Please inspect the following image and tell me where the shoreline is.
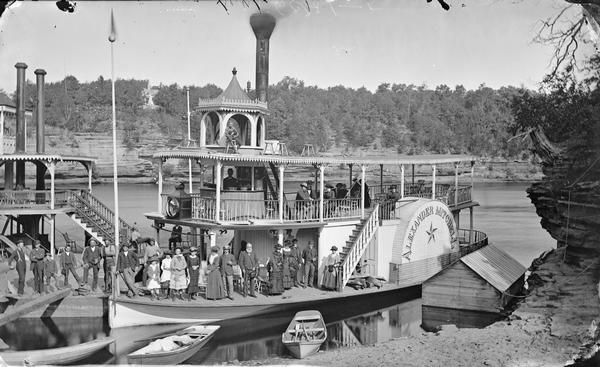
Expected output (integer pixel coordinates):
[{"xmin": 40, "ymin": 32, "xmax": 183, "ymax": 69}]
[{"xmin": 247, "ymin": 246, "xmax": 600, "ymax": 367}]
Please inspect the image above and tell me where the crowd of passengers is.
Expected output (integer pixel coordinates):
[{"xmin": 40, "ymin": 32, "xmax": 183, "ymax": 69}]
[{"xmin": 6, "ymin": 227, "xmax": 345, "ymax": 301}]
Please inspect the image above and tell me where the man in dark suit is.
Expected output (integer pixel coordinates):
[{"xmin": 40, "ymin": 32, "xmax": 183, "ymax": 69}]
[
  {"xmin": 238, "ymin": 242, "xmax": 259, "ymax": 297},
  {"xmin": 302, "ymin": 240, "xmax": 318, "ymax": 288},
  {"xmin": 8, "ymin": 240, "xmax": 27, "ymax": 296},
  {"xmin": 30, "ymin": 240, "xmax": 46, "ymax": 294},
  {"xmin": 219, "ymin": 245, "xmax": 236, "ymax": 300},
  {"xmin": 59, "ymin": 244, "xmax": 82, "ymax": 288},
  {"xmin": 82, "ymin": 239, "xmax": 103, "ymax": 291},
  {"xmin": 117, "ymin": 243, "xmax": 139, "ymax": 297}
]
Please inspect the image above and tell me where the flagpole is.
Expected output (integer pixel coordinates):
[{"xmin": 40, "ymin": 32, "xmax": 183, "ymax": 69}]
[
  {"xmin": 186, "ymin": 87, "xmax": 192, "ymax": 193},
  {"xmin": 109, "ymin": 10, "xmax": 120, "ymax": 300}
]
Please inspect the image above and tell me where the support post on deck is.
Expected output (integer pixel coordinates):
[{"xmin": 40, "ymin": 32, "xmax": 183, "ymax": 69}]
[
  {"xmin": 278, "ymin": 165, "xmax": 285, "ymax": 223},
  {"xmin": 454, "ymin": 163, "xmax": 459, "ymax": 206},
  {"xmin": 216, "ymin": 161, "xmax": 222, "ymax": 221},
  {"xmin": 157, "ymin": 159, "xmax": 163, "ymax": 213},
  {"xmin": 319, "ymin": 165, "xmax": 324, "ymax": 222},
  {"xmin": 209, "ymin": 230, "xmax": 216, "ymax": 248},
  {"xmin": 49, "ymin": 161, "xmax": 55, "ymax": 210},
  {"xmin": 400, "ymin": 164, "xmax": 405, "ymax": 198},
  {"xmin": 379, "ymin": 164, "xmax": 383, "ymax": 195},
  {"xmin": 188, "ymin": 159, "xmax": 193, "ymax": 194},
  {"xmin": 431, "ymin": 164, "xmax": 436, "ymax": 200},
  {"xmin": 349, "ymin": 164, "xmax": 353, "ymax": 187},
  {"xmin": 50, "ymin": 214, "xmax": 55, "ymax": 258},
  {"xmin": 0, "ymin": 106, "xmax": 4, "ymax": 155},
  {"xmin": 85, "ymin": 163, "xmax": 92, "ymax": 193},
  {"xmin": 278, "ymin": 229, "xmax": 284, "ymax": 245},
  {"xmin": 412, "ymin": 164, "xmax": 415, "ymax": 185},
  {"xmin": 470, "ymin": 160, "xmax": 475, "ymax": 191},
  {"xmin": 469, "ymin": 207, "xmax": 474, "ymax": 244},
  {"xmin": 191, "ymin": 227, "xmax": 198, "ymax": 248},
  {"xmin": 361, "ymin": 165, "xmax": 366, "ymax": 219},
  {"xmin": 251, "ymin": 167, "xmax": 255, "ymax": 190}
]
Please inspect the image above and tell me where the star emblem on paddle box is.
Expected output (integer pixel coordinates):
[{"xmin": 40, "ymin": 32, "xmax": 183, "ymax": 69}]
[{"xmin": 426, "ymin": 223, "xmax": 437, "ymax": 245}]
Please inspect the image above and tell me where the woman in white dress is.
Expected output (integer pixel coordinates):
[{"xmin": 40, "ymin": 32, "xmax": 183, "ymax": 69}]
[{"xmin": 146, "ymin": 258, "xmax": 161, "ymax": 300}]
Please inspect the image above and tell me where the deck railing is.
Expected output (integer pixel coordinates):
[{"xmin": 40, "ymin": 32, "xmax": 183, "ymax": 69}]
[
  {"xmin": 338, "ymin": 203, "xmax": 379, "ymax": 291},
  {"xmin": 0, "ymin": 190, "xmax": 70, "ymax": 209}
]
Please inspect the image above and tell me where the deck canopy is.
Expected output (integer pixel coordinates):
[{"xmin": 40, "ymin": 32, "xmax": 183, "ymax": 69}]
[{"xmin": 153, "ymin": 150, "xmax": 477, "ymax": 166}]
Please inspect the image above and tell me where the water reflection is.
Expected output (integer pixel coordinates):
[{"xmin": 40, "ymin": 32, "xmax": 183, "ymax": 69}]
[{"xmin": 0, "ymin": 288, "xmax": 501, "ymax": 365}]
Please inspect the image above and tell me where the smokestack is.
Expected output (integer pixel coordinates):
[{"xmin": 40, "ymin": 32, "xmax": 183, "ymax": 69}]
[
  {"xmin": 15, "ymin": 62, "xmax": 27, "ymax": 153},
  {"xmin": 35, "ymin": 69, "xmax": 46, "ymax": 154},
  {"xmin": 15, "ymin": 62, "xmax": 27, "ymax": 189},
  {"xmin": 250, "ymin": 13, "xmax": 276, "ymax": 103}
]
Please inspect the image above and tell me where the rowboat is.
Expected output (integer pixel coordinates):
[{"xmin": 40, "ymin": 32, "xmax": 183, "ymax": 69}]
[
  {"xmin": 0, "ymin": 337, "xmax": 115, "ymax": 366},
  {"xmin": 127, "ymin": 324, "xmax": 220, "ymax": 365},
  {"xmin": 282, "ymin": 310, "xmax": 327, "ymax": 359}
]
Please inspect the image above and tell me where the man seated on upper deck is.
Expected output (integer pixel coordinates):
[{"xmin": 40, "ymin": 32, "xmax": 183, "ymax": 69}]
[{"xmin": 223, "ymin": 168, "xmax": 240, "ymax": 190}]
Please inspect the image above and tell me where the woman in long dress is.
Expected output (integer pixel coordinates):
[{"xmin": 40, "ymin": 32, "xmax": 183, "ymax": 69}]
[
  {"xmin": 267, "ymin": 244, "xmax": 285, "ymax": 295},
  {"xmin": 186, "ymin": 247, "xmax": 201, "ymax": 300},
  {"xmin": 170, "ymin": 247, "xmax": 188, "ymax": 301},
  {"xmin": 322, "ymin": 246, "xmax": 340, "ymax": 290},
  {"xmin": 206, "ymin": 246, "xmax": 226, "ymax": 300},
  {"xmin": 282, "ymin": 245, "xmax": 293, "ymax": 290},
  {"xmin": 160, "ymin": 252, "xmax": 172, "ymax": 299}
]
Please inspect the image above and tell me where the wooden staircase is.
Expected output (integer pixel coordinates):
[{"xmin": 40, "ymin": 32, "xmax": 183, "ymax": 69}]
[
  {"xmin": 337, "ymin": 203, "xmax": 380, "ymax": 291},
  {"xmin": 65, "ymin": 190, "xmax": 133, "ymax": 247}
]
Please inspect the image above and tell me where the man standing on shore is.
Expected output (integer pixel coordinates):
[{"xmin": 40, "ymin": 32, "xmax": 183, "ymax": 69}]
[
  {"xmin": 238, "ymin": 243, "xmax": 258, "ymax": 297},
  {"xmin": 302, "ymin": 240, "xmax": 318, "ymax": 288},
  {"xmin": 8, "ymin": 240, "xmax": 27, "ymax": 296},
  {"xmin": 60, "ymin": 244, "xmax": 82, "ymax": 288},
  {"xmin": 30, "ymin": 240, "xmax": 45, "ymax": 294}
]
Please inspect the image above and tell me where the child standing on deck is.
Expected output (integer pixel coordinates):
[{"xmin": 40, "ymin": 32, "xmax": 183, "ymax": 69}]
[
  {"xmin": 146, "ymin": 257, "xmax": 161, "ymax": 300},
  {"xmin": 43, "ymin": 252, "xmax": 58, "ymax": 293}
]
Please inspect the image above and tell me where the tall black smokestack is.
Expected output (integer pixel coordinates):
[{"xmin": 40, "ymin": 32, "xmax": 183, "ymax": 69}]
[
  {"xmin": 15, "ymin": 63, "xmax": 27, "ymax": 154},
  {"xmin": 15, "ymin": 62, "xmax": 27, "ymax": 189},
  {"xmin": 35, "ymin": 69, "xmax": 46, "ymax": 154},
  {"xmin": 250, "ymin": 13, "xmax": 276, "ymax": 103}
]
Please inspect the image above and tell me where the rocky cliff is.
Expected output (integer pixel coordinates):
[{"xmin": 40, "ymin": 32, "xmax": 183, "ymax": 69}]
[{"xmin": 526, "ymin": 129, "xmax": 600, "ymax": 249}]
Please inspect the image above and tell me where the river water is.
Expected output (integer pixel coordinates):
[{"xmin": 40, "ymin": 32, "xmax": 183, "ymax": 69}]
[{"xmin": 0, "ymin": 182, "xmax": 555, "ymax": 364}]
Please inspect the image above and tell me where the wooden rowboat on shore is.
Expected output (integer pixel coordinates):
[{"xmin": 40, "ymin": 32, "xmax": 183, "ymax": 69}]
[
  {"xmin": 127, "ymin": 324, "xmax": 220, "ymax": 365},
  {"xmin": 0, "ymin": 337, "xmax": 115, "ymax": 366},
  {"xmin": 282, "ymin": 310, "xmax": 327, "ymax": 359}
]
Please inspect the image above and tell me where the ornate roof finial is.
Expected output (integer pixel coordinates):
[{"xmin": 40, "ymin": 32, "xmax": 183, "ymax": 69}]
[{"xmin": 232, "ymin": 67, "xmax": 237, "ymax": 76}]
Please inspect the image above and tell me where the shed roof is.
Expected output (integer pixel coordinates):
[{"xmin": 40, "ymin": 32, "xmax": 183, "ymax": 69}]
[{"xmin": 460, "ymin": 245, "xmax": 526, "ymax": 292}]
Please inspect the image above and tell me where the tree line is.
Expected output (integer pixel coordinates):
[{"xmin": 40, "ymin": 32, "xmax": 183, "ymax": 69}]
[{"xmin": 0, "ymin": 75, "xmax": 548, "ymax": 159}]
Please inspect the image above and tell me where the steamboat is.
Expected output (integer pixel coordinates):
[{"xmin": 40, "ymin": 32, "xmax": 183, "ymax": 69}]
[{"xmin": 0, "ymin": 13, "xmax": 488, "ymax": 330}]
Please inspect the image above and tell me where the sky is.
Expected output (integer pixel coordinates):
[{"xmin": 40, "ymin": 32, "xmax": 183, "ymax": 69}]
[{"xmin": 0, "ymin": 0, "xmax": 592, "ymax": 94}]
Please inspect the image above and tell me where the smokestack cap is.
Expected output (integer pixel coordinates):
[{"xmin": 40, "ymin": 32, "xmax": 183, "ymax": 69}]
[
  {"xmin": 15, "ymin": 62, "xmax": 28, "ymax": 69},
  {"xmin": 34, "ymin": 69, "xmax": 47, "ymax": 76},
  {"xmin": 232, "ymin": 67, "xmax": 237, "ymax": 75},
  {"xmin": 250, "ymin": 13, "xmax": 276, "ymax": 38}
]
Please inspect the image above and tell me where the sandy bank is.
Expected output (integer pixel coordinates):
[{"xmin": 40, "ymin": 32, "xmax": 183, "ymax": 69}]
[{"xmin": 247, "ymin": 247, "xmax": 600, "ymax": 367}]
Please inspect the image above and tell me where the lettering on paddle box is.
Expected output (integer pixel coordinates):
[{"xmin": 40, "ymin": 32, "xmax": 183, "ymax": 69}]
[{"xmin": 402, "ymin": 201, "xmax": 458, "ymax": 262}]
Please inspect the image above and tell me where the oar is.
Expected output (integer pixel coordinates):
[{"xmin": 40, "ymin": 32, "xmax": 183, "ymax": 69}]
[{"xmin": 133, "ymin": 330, "xmax": 209, "ymax": 343}]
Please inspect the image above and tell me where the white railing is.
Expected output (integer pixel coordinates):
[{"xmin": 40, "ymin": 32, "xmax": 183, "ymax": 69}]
[
  {"xmin": 338, "ymin": 203, "xmax": 380, "ymax": 291},
  {"xmin": 197, "ymin": 98, "xmax": 268, "ymax": 110},
  {"xmin": 0, "ymin": 190, "xmax": 70, "ymax": 209},
  {"xmin": 323, "ymin": 198, "xmax": 361, "ymax": 220},
  {"xmin": 191, "ymin": 196, "xmax": 217, "ymax": 221}
]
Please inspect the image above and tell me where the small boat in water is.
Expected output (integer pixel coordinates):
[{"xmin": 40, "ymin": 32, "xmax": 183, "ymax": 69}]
[
  {"xmin": 127, "ymin": 324, "xmax": 220, "ymax": 365},
  {"xmin": 282, "ymin": 310, "xmax": 327, "ymax": 359},
  {"xmin": 0, "ymin": 337, "xmax": 115, "ymax": 366}
]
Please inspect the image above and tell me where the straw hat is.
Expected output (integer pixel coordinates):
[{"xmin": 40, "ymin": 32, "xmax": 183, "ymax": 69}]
[{"xmin": 330, "ymin": 245, "xmax": 338, "ymax": 251}]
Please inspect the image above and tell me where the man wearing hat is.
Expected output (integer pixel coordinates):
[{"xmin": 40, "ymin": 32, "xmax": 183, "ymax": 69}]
[
  {"xmin": 322, "ymin": 245, "xmax": 341, "ymax": 290},
  {"xmin": 30, "ymin": 240, "xmax": 46, "ymax": 294},
  {"xmin": 60, "ymin": 244, "xmax": 83, "ymax": 288},
  {"xmin": 238, "ymin": 243, "xmax": 259, "ymax": 297},
  {"xmin": 219, "ymin": 245, "xmax": 236, "ymax": 300},
  {"xmin": 102, "ymin": 241, "xmax": 117, "ymax": 294},
  {"xmin": 8, "ymin": 240, "xmax": 27, "ymax": 296},
  {"xmin": 267, "ymin": 244, "xmax": 285, "ymax": 295},
  {"xmin": 295, "ymin": 182, "xmax": 313, "ymax": 219},
  {"xmin": 117, "ymin": 243, "xmax": 139, "ymax": 298},
  {"xmin": 289, "ymin": 239, "xmax": 302, "ymax": 287},
  {"xmin": 82, "ymin": 239, "xmax": 103, "ymax": 292}
]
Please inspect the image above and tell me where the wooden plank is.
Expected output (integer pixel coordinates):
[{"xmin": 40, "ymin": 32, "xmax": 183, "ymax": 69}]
[{"xmin": 0, "ymin": 288, "xmax": 71, "ymax": 326}]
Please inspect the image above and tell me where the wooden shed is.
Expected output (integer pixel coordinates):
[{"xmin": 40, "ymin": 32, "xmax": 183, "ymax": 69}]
[{"xmin": 422, "ymin": 245, "xmax": 526, "ymax": 313}]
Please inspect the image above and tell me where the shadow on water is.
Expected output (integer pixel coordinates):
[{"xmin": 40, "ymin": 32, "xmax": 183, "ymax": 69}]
[{"xmin": 0, "ymin": 286, "xmax": 500, "ymax": 365}]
